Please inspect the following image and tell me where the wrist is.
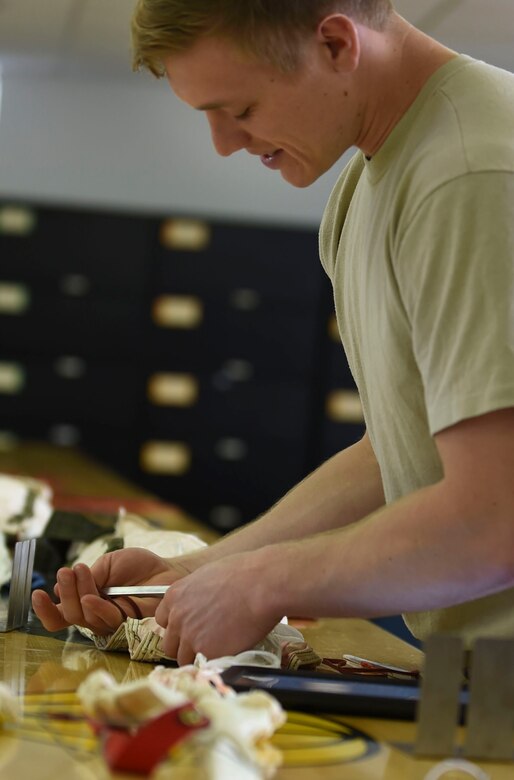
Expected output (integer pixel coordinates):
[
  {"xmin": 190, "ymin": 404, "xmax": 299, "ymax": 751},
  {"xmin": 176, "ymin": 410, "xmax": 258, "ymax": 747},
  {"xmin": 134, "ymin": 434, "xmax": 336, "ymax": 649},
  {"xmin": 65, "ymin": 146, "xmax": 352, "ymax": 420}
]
[
  {"xmin": 245, "ymin": 546, "xmax": 289, "ymax": 626},
  {"xmin": 166, "ymin": 546, "xmax": 212, "ymax": 574}
]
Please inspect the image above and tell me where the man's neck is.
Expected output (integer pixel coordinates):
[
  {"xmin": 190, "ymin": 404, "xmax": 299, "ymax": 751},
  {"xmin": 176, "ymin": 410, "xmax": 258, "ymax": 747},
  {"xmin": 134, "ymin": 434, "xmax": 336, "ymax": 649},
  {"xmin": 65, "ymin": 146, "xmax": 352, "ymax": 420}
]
[{"xmin": 355, "ymin": 14, "xmax": 457, "ymax": 157}]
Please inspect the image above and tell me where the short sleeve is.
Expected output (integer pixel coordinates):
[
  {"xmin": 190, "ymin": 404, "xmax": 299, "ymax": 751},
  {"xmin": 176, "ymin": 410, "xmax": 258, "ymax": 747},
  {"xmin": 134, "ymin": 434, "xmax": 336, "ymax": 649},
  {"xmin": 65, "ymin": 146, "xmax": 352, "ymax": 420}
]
[{"xmin": 394, "ymin": 171, "xmax": 514, "ymax": 434}]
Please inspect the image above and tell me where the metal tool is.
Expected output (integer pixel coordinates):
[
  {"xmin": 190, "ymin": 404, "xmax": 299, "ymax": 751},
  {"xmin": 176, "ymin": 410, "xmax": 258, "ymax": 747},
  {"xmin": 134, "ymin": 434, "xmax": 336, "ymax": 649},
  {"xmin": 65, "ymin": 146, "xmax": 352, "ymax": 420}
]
[
  {"xmin": 415, "ymin": 634, "xmax": 464, "ymax": 757},
  {"xmin": 102, "ymin": 585, "xmax": 170, "ymax": 598},
  {"xmin": 342, "ymin": 653, "xmax": 419, "ymax": 676},
  {"xmin": 416, "ymin": 634, "xmax": 514, "ymax": 761},
  {"xmin": 0, "ymin": 538, "xmax": 36, "ymax": 632},
  {"xmin": 464, "ymin": 638, "xmax": 514, "ymax": 760}
]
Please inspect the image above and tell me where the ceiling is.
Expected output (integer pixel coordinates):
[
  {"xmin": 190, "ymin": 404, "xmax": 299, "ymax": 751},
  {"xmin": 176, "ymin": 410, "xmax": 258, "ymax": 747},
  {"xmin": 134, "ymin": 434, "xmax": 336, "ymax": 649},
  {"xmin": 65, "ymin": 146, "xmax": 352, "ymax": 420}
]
[{"xmin": 0, "ymin": 0, "xmax": 513, "ymax": 78}]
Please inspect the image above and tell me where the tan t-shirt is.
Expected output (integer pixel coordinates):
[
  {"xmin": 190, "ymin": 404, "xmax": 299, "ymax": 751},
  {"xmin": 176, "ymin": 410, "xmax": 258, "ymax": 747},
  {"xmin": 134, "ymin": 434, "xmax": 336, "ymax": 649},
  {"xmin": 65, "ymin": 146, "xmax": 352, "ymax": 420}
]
[{"xmin": 319, "ymin": 55, "xmax": 514, "ymax": 645}]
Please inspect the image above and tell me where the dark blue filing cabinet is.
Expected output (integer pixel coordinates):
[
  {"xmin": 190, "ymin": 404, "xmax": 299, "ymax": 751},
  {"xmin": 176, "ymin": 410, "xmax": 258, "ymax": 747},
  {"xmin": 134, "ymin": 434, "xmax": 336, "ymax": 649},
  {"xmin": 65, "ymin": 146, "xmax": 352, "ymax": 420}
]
[{"xmin": 0, "ymin": 201, "xmax": 364, "ymax": 529}]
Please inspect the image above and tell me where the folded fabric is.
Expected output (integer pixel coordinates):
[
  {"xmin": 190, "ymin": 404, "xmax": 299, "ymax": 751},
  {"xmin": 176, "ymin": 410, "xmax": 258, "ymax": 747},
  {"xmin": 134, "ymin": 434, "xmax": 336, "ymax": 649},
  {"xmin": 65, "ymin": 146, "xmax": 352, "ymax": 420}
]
[
  {"xmin": 0, "ymin": 473, "xmax": 53, "ymax": 541},
  {"xmin": 0, "ymin": 533, "xmax": 11, "ymax": 588},
  {"xmin": 71, "ymin": 510, "xmax": 206, "ymax": 569},
  {"xmin": 78, "ymin": 663, "xmax": 286, "ymax": 779},
  {"xmin": 0, "ymin": 473, "xmax": 205, "ymax": 581},
  {"xmin": 44, "ymin": 509, "xmax": 117, "ymax": 545},
  {"xmin": 0, "ymin": 471, "xmax": 116, "ymax": 586},
  {"xmin": 79, "ymin": 615, "xmax": 310, "ymax": 669}
]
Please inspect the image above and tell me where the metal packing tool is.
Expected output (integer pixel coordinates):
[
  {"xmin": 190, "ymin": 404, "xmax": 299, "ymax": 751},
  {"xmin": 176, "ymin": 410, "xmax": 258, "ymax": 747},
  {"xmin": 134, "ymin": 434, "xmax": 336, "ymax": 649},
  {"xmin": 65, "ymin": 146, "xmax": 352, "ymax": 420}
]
[
  {"xmin": 0, "ymin": 538, "xmax": 36, "ymax": 632},
  {"xmin": 102, "ymin": 585, "xmax": 169, "ymax": 598},
  {"xmin": 415, "ymin": 634, "xmax": 463, "ymax": 757}
]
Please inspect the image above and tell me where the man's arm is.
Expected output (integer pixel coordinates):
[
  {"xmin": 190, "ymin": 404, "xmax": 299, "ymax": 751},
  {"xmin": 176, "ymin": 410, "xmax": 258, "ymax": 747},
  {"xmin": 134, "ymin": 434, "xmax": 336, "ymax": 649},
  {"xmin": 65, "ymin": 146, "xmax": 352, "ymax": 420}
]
[
  {"xmin": 32, "ymin": 430, "xmax": 384, "ymax": 634},
  {"xmin": 254, "ymin": 407, "xmax": 514, "ymax": 617},
  {"xmin": 173, "ymin": 431, "xmax": 385, "ymax": 569},
  {"xmin": 157, "ymin": 407, "xmax": 514, "ymax": 662}
]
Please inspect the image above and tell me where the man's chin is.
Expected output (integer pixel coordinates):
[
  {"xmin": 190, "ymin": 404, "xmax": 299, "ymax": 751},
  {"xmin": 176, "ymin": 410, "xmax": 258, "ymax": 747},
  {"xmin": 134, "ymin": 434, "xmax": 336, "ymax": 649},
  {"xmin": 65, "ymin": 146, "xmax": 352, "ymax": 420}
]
[{"xmin": 280, "ymin": 167, "xmax": 320, "ymax": 188}]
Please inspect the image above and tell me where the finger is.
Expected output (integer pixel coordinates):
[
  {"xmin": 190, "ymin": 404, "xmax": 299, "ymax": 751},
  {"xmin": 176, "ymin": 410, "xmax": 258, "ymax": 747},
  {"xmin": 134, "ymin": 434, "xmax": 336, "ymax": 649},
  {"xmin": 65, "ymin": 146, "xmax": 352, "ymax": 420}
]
[
  {"xmin": 89, "ymin": 551, "xmax": 115, "ymax": 590},
  {"xmin": 31, "ymin": 590, "xmax": 70, "ymax": 632},
  {"xmin": 73, "ymin": 563, "xmax": 100, "ymax": 598},
  {"xmin": 176, "ymin": 639, "xmax": 196, "ymax": 667},
  {"xmin": 56, "ymin": 567, "xmax": 86, "ymax": 626},
  {"xmin": 111, "ymin": 596, "xmax": 145, "ymax": 621},
  {"xmin": 155, "ymin": 598, "xmax": 170, "ymax": 629},
  {"xmin": 80, "ymin": 594, "xmax": 126, "ymax": 636},
  {"xmin": 162, "ymin": 628, "xmax": 180, "ymax": 661},
  {"xmin": 82, "ymin": 593, "xmax": 144, "ymax": 629}
]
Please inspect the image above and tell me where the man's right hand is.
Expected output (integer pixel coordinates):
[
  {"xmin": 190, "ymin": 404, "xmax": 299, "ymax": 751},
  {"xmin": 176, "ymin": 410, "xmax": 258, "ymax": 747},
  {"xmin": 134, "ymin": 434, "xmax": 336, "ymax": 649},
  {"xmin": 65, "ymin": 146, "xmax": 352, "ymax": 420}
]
[{"xmin": 31, "ymin": 547, "xmax": 191, "ymax": 636}]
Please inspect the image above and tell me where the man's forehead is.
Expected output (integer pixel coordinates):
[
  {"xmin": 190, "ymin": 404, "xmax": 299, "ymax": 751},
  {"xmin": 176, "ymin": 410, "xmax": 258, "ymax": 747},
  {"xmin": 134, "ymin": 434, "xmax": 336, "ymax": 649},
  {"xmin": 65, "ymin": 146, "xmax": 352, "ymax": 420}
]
[{"xmin": 164, "ymin": 39, "xmax": 279, "ymax": 108}]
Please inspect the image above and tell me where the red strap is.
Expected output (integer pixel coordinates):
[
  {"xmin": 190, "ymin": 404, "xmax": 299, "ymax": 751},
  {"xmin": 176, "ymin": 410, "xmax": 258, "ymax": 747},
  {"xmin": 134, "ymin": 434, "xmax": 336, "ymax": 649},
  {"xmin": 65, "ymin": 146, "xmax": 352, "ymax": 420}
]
[{"xmin": 94, "ymin": 703, "xmax": 209, "ymax": 775}]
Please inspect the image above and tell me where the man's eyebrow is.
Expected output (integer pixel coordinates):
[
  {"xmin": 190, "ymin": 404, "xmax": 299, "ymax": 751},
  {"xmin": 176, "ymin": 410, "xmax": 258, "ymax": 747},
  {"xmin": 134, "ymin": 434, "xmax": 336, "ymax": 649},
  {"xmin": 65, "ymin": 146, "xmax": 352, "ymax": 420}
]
[{"xmin": 195, "ymin": 101, "xmax": 227, "ymax": 111}]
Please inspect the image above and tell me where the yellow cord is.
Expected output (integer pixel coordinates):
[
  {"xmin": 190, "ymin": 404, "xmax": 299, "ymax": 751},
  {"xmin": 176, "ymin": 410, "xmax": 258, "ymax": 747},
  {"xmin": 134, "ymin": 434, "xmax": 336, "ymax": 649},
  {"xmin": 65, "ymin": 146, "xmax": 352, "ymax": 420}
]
[{"xmin": 272, "ymin": 711, "xmax": 375, "ymax": 767}]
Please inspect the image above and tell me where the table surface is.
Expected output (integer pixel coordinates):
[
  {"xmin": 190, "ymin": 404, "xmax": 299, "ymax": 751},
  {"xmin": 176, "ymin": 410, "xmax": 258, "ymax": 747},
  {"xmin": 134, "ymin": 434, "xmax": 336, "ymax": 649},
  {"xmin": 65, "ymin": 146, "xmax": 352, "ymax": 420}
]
[{"xmin": 0, "ymin": 442, "xmax": 512, "ymax": 779}]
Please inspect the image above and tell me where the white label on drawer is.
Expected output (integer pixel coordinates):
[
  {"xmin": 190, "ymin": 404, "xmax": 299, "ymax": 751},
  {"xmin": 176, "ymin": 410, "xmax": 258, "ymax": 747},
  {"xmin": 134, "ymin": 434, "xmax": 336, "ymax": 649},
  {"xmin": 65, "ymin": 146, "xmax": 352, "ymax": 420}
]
[
  {"xmin": 0, "ymin": 362, "xmax": 25, "ymax": 394},
  {"xmin": 53, "ymin": 356, "xmax": 87, "ymax": 379},
  {"xmin": 48, "ymin": 424, "xmax": 81, "ymax": 447},
  {"xmin": 140, "ymin": 441, "xmax": 192, "ymax": 475},
  {"xmin": 0, "ymin": 206, "xmax": 36, "ymax": 235},
  {"xmin": 59, "ymin": 274, "xmax": 91, "ymax": 297},
  {"xmin": 0, "ymin": 431, "xmax": 19, "ymax": 452},
  {"xmin": 0, "ymin": 282, "xmax": 30, "ymax": 314},
  {"xmin": 229, "ymin": 288, "xmax": 261, "ymax": 311},
  {"xmin": 147, "ymin": 373, "xmax": 199, "ymax": 406},
  {"xmin": 214, "ymin": 438, "xmax": 248, "ymax": 461},
  {"xmin": 326, "ymin": 390, "xmax": 364, "ymax": 423},
  {"xmin": 159, "ymin": 218, "xmax": 211, "ymax": 251},
  {"xmin": 328, "ymin": 314, "xmax": 341, "ymax": 342},
  {"xmin": 209, "ymin": 505, "xmax": 243, "ymax": 531},
  {"xmin": 220, "ymin": 359, "xmax": 254, "ymax": 382},
  {"xmin": 152, "ymin": 295, "xmax": 203, "ymax": 329}
]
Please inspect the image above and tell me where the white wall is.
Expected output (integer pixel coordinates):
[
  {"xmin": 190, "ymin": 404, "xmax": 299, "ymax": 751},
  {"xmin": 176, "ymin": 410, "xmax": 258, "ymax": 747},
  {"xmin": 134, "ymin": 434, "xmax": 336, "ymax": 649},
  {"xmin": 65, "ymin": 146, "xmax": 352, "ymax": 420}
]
[
  {"xmin": 0, "ymin": 70, "xmax": 347, "ymax": 227},
  {"xmin": 1, "ymin": 0, "xmax": 512, "ymax": 229}
]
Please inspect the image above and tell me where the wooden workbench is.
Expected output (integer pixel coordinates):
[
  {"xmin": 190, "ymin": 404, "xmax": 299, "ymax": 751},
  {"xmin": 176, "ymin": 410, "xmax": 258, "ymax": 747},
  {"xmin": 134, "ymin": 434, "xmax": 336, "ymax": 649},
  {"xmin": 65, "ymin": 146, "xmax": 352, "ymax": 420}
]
[{"xmin": 0, "ymin": 442, "xmax": 511, "ymax": 779}]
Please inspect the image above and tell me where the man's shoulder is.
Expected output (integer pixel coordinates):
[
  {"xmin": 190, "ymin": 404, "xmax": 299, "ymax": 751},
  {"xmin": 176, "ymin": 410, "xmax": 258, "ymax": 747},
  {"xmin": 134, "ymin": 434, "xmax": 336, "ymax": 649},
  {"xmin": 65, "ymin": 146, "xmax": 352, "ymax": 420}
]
[
  {"xmin": 436, "ymin": 58, "xmax": 514, "ymax": 174},
  {"xmin": 389, "ymin": 57, "xmax": 514, "ymax": 221}
]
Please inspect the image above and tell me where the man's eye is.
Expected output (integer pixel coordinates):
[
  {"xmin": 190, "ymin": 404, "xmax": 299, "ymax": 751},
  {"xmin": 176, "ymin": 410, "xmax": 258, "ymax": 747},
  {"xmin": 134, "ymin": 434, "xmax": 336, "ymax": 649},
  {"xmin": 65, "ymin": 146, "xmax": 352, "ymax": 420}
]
[{"xmin": 235, "ymin": 107, "xmax": 253, "ymax": 120}]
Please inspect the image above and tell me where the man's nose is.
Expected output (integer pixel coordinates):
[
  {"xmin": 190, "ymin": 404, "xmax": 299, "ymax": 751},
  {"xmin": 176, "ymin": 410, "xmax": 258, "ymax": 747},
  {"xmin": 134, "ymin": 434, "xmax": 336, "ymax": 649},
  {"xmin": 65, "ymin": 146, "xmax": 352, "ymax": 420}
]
[{"xmin": 207, "ymin": 113, "xmax": 251, "ymax": 157}]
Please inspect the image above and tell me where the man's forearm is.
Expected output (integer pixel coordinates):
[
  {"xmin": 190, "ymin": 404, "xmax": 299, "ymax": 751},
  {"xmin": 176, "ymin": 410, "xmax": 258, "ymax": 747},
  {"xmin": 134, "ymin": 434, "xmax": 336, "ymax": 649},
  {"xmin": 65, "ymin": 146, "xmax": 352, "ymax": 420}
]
[
  {"xmin": 174, "ymin": 433, "xmax": 384, "ymax": 569},
  {"xmin": 247, "ymin": 408, "xmax": 514, "ymax": 621},
  {"xmin": 252, "ymin": 473, "xmax": 514, "ymax": 621}
]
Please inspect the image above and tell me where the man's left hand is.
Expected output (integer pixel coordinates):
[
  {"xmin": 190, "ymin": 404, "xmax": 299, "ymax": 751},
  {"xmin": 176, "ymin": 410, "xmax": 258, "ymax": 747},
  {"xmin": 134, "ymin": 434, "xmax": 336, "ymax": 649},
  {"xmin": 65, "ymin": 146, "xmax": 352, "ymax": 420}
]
[{"xmin": 154, "ymin": 551, "xmax": 280, "ymax": 665}]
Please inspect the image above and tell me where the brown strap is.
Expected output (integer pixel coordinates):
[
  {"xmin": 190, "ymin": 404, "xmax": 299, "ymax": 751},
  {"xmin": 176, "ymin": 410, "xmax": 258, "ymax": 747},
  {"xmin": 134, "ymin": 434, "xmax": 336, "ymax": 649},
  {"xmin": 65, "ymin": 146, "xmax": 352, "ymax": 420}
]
[
  {"xmin": 102, "ymin": 595, "xmax": 144, "ymax": 622},
  {"xmin": 121, "ymin": 596, "xmax": 144, "ymax": 621}
]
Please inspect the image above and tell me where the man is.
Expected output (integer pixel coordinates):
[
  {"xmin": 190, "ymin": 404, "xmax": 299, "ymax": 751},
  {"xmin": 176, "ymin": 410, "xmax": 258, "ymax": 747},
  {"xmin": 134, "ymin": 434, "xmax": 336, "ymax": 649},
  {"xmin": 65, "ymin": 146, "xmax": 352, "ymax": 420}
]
[{"xmin": 33, "ymin": 0, "xmax": 514, "ymax": 666}]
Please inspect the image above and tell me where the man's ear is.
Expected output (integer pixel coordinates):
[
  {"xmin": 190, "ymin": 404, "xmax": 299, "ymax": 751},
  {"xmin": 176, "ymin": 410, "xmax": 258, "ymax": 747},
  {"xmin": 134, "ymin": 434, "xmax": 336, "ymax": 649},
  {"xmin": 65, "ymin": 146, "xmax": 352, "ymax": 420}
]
[{"xmin": 316, "ymin": 14, "xmax": 361, "ymax": 72}]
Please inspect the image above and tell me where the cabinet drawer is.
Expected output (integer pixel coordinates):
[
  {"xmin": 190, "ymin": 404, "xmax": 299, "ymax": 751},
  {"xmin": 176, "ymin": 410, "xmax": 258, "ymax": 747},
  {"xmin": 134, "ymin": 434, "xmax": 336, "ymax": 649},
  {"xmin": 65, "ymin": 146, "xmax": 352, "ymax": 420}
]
[
  {"xmin": 0, "ymin": 296, "xmax": 145, "ymax": 357},
  {"xmin": 148, "ymin": 298, "xmax": 320, "ymax": 379},
  {"xmin": 0, "ymin": 358, "xmax": 140, "ymax": 425},
  {"xmin": 138, "ymin": 432, "xmax": 307, "ymax": 508},
  {"xmin": 0, "ymin": 204, "xmax": 150, "ymax": 295},
  {"xmin": 143, "ymin": 376, "xmax": 312, "ymax": 440},
  {"xmin": 153, "ymin": 219, "xmax": 323, "ymax": 303}
]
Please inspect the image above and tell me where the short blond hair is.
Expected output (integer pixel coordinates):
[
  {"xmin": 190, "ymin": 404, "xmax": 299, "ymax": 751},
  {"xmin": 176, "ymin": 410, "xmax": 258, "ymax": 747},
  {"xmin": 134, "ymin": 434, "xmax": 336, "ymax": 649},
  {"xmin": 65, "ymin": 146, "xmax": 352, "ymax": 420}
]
[{"xmin": 132, "ymin": 0, "xmax": 394, "ymax": 76}]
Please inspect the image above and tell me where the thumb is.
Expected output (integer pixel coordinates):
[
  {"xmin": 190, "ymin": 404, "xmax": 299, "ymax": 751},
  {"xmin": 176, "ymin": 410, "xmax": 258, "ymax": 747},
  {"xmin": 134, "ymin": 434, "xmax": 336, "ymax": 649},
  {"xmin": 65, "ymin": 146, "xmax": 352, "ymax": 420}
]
[{"xmin": 154, "ymin": 597, "xmax": 170, "ymax": 628}]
